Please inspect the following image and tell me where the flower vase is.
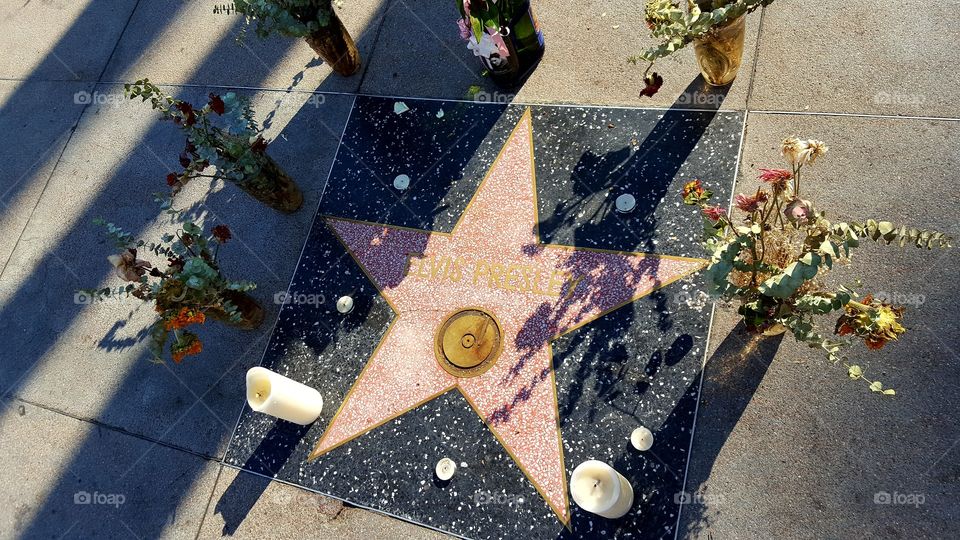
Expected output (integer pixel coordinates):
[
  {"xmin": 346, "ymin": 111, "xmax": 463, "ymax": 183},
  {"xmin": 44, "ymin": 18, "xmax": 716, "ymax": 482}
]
[
  {"xmin": 211, "ymin": 291, "xmax": 265, "ymax": 330},
  {"xmin": 693, "ymin": 15, "xmax": 746, "ymax": 86},
  {"xmin": 304, "ymin": 9, "xmax": 361, "ymax": 76},
  {"xmin": 470, "ymin": 2, "xmax": 545, "ymax": 89},
  {"xmin": 762, "ymin": 323, "xmax": 788, "ymax": 337},
  {"xmin": 239, "ymin": 155, "xmax": 304, "ymax": 213}
]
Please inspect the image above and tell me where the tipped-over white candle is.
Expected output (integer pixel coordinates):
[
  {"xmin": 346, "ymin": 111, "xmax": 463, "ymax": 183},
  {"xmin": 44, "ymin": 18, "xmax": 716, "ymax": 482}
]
[
  {"xmin": 246, "ymin": 367, "xmax": 323, "ymax": 425},
  {"xmin": 570, "ymin": 460, "xmax": 634, "ymax": 519},
  {"xmin": 436, "ymin": 458, "xmax": 457, "ymax": 480},
  {"xmin": 631, "ymin": 426, "xmax": 654, "ymax": 451}
]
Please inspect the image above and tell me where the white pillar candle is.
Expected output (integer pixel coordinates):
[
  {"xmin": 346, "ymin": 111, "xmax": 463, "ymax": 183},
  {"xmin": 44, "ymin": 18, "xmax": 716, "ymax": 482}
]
[
  {"xmin": 246, "ymin": 367, "xmax": 323, "ymax": 425},
  {"xmin": 631, "ymin": 427, "xmax": 654, "ymax": 451},
  {"xmin": 336, "ymin": 295, "xmax": 354, "ymax": 314},
  {"xmin": 435, "ymin": 458, "xmax": 456, "ymax": 480},
  {"xmin": 570, "ymin": 460, "xmax": 634, "ymax": 519},
  {"xmin": 393, "ymin": 174, "xmax": 411, "ymax": 191},
  {"xmin": 615, "ymin": 193, "xmax": 637, "ymax": 213}
]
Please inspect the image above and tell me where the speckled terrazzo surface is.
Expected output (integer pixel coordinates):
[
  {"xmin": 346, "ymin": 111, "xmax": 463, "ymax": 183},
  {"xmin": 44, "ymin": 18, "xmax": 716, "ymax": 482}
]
[{"xmin": 225, "ymin": 96, "xmax": 743, "ymax": 539}]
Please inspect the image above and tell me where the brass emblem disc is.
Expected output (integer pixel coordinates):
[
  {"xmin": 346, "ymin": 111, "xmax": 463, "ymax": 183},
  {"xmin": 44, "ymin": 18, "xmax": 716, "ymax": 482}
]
[{"xmin": 435, "ymin": 308, "xmax": 502, "ymax": 378}]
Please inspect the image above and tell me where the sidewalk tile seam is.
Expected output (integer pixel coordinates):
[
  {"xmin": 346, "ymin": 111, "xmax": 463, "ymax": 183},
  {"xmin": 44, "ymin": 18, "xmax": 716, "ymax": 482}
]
[
  {"xmin": 194, "ymin": 464, "xmax": 225, "ymax": 540},
  {"xmin": 13, "ymin": 396, "xmax": 221, "ymax": 462}
]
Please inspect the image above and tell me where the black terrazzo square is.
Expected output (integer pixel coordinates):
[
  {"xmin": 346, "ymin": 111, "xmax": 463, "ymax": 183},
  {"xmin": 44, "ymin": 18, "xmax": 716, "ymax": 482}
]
[{"xmin": 224, "ymin": 96, "xmax": 743, "ymax": 539}]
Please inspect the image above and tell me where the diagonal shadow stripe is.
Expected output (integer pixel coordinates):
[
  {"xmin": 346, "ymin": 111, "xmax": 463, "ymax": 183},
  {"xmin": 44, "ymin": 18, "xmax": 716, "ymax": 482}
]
[{"xmin": 3, "ymin": 3, "xmax": 392, "ymax": 538}]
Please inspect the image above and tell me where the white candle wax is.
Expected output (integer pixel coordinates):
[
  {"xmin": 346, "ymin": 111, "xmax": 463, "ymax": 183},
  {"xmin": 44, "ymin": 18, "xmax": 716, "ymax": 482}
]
[
  {"xmin": 435, "ymin": 458, "xmax": 456, "ymax": 480},
  {"xmin": 246, "ymin": 367, "xmax": 323, "ymax": 425},
  {"xmin": 336, "ymin": 296, "xmax": 354, "ymax": 314},
  {"xmin": 393, "ymin": 174, "xmax": 411, "ymax": 191},
  {"xmin": 615, "ymin": 193, "xmax": 637, "ymax": 213},
  {"xmin": 570, "ymin": 460, "xmax": 634, "ymax": 519},
  {"xmin": 631, "ymin": 426, "xmax": 654, "ymax": 451}
]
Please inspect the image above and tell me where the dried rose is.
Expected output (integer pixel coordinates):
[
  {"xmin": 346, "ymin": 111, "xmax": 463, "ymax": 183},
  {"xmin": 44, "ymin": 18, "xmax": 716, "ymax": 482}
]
[
  {"xmin": 175, "ymin": 102, "xmax": 196, "ymax": 126},
  {"xmin": 702, "ymin": 205, "xmax": 727, "ymax": 223},
  {"xmin": 212, "ymin": 224, "xmax": 232, "ymax": 244},
  {"xmin": 640, "ymin": 72, "xmax": 663, "ymax": 98},
  {"xmin": 758, "ymin": 168, "xmax": 792, "ymax": 190},
  {"xmin": 805, "ymin": 139, "xmax": 828, "ymax": 164},
  {"xmin": 734, "ymin": 191, "xmax": 768, "ymax": 213},
  {"xmin": 108, "ymin": 249, "xmax": 152, "ymax": 282},
  {"xmin": 781, "ymin": 137, "xmax": 829, "ymax": 167},
  {"xmin": 784, "ymin": 198, "xmax": 814, "ymax": 224},
  {"xmin": 208, "ymin": 93, "xmax": 225, "ymax": 115},
  {"xmin": 250, "ymin": 136, "xmax": 268, "ymax": 154}
]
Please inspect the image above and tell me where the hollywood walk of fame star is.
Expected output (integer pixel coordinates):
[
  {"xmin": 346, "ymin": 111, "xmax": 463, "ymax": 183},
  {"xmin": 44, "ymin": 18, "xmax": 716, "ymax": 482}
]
[{"xmin": 308, "ymin": 109, "xmax": 707, "ymax": 523}]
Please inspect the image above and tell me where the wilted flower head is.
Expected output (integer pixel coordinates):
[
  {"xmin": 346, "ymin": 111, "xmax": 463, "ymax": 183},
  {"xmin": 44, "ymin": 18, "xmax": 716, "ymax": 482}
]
[
  {"xmin": 175, "ymin": 101, "xmax": 196, "ymax": 126},
  {"xmin": 164, "ymin": 307, "xmax": 206, "ymax": 331},
  {"xmin": 250, "ymin": 136, "xmax": 268, "ymax": 154},
  {"xmin": 805, "ymin": 139, "xmax": 829, "ymax": 164},
  {"xmin": 781, "ymin": 137, "xmax": 829, "ymax": 167},
  {"xmin": 208, "ymin": 93, "xmax": 225, "ymax": 115},
  {"xmin": 702, "ymin": 205, "xmax": 727, "ymax": 223},
  {"xmin": 211, "ymin": 224, "xmax": 232, "ymax": 244},
  {"xmin": 640, "ymin": 71, "xmax": 664, "ymax": 98},
  {"xmin": 171, "ymin": 332, "xmax": 203, "ymax": 363},
  {"xmin": 108, "ymin": 249, "xmax": 152, "ymax": 282},
  {"xmin": 457, "ymin": 18, "xmax": 471, "ymax": 40},
  {"xmin": 681, "ymin": 179, "xmax": 712, "ymax": 204},
  {"xmin": 734, "ymin": 191, "xmax": 769, "ymax": 213},
  {"xmin": 784, "ymin": 198, "xmax": 815, "ymax": 224},
  {"xmin": 835, "ymin": 296, "xmax": 906, "ymax": 350},
  {"xmin": 758, "ymin": 168, "xmax": 792, "ymax": 190}
]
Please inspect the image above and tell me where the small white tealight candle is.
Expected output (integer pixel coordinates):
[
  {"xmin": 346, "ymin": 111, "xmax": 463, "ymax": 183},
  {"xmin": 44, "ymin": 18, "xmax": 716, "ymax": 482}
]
[
  {"xmin": 631, "ymin": 426, "xmax": 654, "ymax": 451},
  {"xmin": 570, "ymin": 460, "xmax": 634, "ymax": 519},
  {"xmin": 435, "ymin": 458, "xmax": 457, "ymax": 481},
  {"xmin": 393, "ymin": 174, "xmax": 411, "ymax": 191},
  {"xmin": 615, "ymin": 194, "xmax": 637, "ymax": 213},
  {"xmin": 336, "ymin": 295, "xmax": 354, "ymax": 314},
  {"xmin": 246, "ymin": 367, "xmax": 323, "ymax": 425}
]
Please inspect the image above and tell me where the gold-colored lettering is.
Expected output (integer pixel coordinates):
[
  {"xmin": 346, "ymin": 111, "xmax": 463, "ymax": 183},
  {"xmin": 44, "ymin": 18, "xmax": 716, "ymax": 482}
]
[
  {"xmin": 404, "ymin": 253, "xmax": 424, "ymax": 277},
  {"xmin": 562, "ymin": 275, "xmax": 585, "ymax": 301},
  {"xmin": 546, "ymin": 271, "xmax": 568, "ymax": 297},
  {"xmin": 489, "ymin": 263, "xmax": 506, "ymax": 290},
  {"xmin": 473, "ymin": 261, "xmax": 490, "ymax": 285},
  {"xmin": 446, "ymin": 257, "xmax": 465, "ymax": 282},
  {"xmin": 430, "ymin": 255, "xmax": 446, "ymax": 280}
]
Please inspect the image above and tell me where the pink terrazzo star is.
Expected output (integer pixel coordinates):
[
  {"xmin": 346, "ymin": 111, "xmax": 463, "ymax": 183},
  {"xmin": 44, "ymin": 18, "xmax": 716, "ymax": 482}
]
[{"xmin": 309, "ymin": 109, "xmax": 706, "ymax": 523}]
